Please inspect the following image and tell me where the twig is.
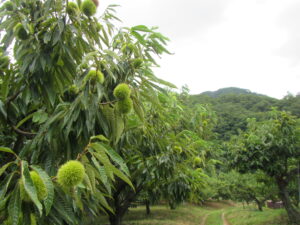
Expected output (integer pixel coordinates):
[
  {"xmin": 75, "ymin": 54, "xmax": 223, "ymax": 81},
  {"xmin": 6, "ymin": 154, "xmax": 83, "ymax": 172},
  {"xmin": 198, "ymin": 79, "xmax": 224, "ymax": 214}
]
[
  {"xmin": 76, "ymin": 143, "xmax": 90, "ymax": 160},
  {"xmin": 12, "ymin": 125, "xmax": 36, "ymax": 136},
  {"xmin": 5, "ymin": 86, "xmax": 25, "ymax": 105},
  {"xmin": 99, "ymin": 100, "xmax": 117, "ymax": 105}
]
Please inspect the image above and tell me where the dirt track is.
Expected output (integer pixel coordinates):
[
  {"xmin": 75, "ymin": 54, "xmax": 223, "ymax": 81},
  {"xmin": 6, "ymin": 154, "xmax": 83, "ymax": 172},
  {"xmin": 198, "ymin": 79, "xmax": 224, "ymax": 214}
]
[
  {"xmin": 200, "ymin": 214, "xmax": 208, "ymax": 225},
  {"xmin": 222, "ymin": 212, "xmax": 231, "ymax": 225}
]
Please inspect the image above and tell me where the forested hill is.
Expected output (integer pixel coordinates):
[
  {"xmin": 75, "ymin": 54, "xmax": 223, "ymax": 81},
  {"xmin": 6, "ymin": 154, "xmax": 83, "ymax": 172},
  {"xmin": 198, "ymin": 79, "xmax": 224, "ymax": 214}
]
[
  {"xmin": 190, "ymin": 87, "xmax": 300, "ymax": 140},
  {"xmin": 200, "ymin": 87, "xmax": 264, "ymax": 98}
]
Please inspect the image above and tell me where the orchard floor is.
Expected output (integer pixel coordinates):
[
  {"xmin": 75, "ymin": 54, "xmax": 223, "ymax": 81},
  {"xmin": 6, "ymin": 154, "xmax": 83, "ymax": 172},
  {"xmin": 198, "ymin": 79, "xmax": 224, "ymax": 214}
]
[{"xmin": 99, "ymin": 201, "xmax": 289, "ymax": 225}]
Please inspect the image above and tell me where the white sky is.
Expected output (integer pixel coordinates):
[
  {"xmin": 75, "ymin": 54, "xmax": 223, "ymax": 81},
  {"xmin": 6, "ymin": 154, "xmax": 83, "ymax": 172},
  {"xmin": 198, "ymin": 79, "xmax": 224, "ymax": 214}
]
[{"xmin": 99, "ymin": 0, "xmax": 300, "ymax": 99}]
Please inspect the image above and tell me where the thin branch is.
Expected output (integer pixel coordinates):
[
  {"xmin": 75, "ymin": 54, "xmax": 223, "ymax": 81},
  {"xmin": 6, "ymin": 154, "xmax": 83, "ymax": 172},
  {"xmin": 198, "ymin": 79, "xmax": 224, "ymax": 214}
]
[
  {"xmin": 5, "ymin": 86, "xmax": 25, "ymax": 104},
  {"xmin": 76, "ymin": 143, "xmax": 90, "ymax": 160},
  {"xmin": 12, "ymin": 125, "xmax": 36, "ymax": 136},
  {"xmin": 99, "ymin": 100, "xmax": 117, "ymax": 105}
]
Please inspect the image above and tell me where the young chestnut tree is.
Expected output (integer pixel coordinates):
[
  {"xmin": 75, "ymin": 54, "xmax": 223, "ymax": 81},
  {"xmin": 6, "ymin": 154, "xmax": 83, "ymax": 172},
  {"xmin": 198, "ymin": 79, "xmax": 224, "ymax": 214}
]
[
  {"xmin": 230, "ymin": 110, "xmax": 300, "ymax": 224},
  {"xmin": 0, "ymin": 0, "xmax": 172, "ymax": 224}
]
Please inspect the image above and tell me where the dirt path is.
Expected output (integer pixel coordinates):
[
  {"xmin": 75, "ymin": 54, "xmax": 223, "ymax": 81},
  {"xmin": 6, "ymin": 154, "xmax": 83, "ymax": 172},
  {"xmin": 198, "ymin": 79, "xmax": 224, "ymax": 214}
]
[
  {"xmin": 222, "ymin": 212, "xmax": 231, "ymax": 225},
  {"xmin": 200, "ymin": 214, "xmax": 208, "ymax": 225}
]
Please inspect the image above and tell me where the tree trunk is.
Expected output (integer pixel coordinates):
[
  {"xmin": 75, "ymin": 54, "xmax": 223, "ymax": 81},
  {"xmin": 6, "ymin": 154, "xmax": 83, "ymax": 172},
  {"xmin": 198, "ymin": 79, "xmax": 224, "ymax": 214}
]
[
  {"xmin": 254, "ymin": 199, "xmax": 263, "ymax": 211},
  {"xmin": 108, "ymin": 180, "xmax": 144, "ymax": 225},
  {"xmin": 109, "ymin": 213, "xmax": 122, "ymax": 225},
  {"xmin": 169, "ymin": 201, "xmax": 176, "ymax": 210},
  {"xmin": 108, "ymin": 204, "xmax": 126, "ymax": 225},
  {"xmin": 145, "ymin": 200, "xmax": 151, "ymax": 215},
  {"xmin": 277, "ymin": 178, "xmax": 300, "ymax": 225}
]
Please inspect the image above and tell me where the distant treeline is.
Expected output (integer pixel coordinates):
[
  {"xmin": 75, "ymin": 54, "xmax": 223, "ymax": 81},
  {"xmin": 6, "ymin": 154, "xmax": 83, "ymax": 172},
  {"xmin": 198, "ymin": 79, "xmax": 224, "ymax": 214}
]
[{"xmin": 190, "ymin": 87, "xmax": 300, "ymax": 140}]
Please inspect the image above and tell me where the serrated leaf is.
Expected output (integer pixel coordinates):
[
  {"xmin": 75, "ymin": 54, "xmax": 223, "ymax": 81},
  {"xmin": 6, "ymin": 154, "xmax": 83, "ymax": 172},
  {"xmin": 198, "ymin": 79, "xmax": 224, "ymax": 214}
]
[
  {"xmin": 0, "ymin": 194, "xmax": 10, "ymax": 211},
  {"xmin": 83, "ymin": 173, "xmax": 93, "ymax": 192},
  {"xmin": 91, "ymin": 134, "xmax": 109, "ymax": 143},
  {"xmin": 8, "ymin": 185, "xmax": 21, "ymax": 225},
  {"xmin": 16, "ymin": 113, "xmax": 34, "ymax": 128},
  {"xmin": 154, "ymin": 77, "xmax": 177, "ymax": 89},
  {"xmin": 21, "ymin": 161, "xmax": 43, "ymax": 216},
  {"xmin": 99, "ymin": 143, "xmax": 130, "ymax": 176},
  {"xmin": 90, "ymin": 144, "xmax": 133, "ymax": 189},
  {"xmin": 132, "ymin": 96, "xmax": 145, "ymax": 122},
  {"xmin": 30, "ymin": 213, "xmax": 37, "ymax": 225},
  {"xmin": 0, "ymin": 161, "xmax": 15, "ymax": 177},
  {"xmin": 31, "ymin": 165, "xmax": 54, "ymax": 215},
  {"xmin": 90, "ymin": 156, "xmax": 111, "ymax": 193},
  {"xmin": 0, "ymin": 172, "xmax": 16, "ymax": 199},
  {"xmin": 131, "ymin": 25, "xmax": 151, "ymax": 32},
  {"xmin": 53, "ymin": 197, "xmax": 76, "ymax": 223},
  {"xmin": 131, "ymin": 31, "xmax": 146, "ymax": 45},
  {"xmin": 58, "ymin": 19, "xmax": 64, "ymax": 34},
  {"xmin": 94, "ymin": 190, "xmax": 113, "ymax": 213},
  {"xmin": 112, "ymin": 111, "xmax": 124, "ymax": 144},
  {"xmin": 0, "ymin": 100, "xmax": 7, "ymax": 119},
  {"xmin": 85, "ymin": 164, "xmax": 97, "ymax": 191},
  {"xmin": 111, "ymin": 166, "xmax": 134, "ymax": 190},
  {"xmin": 0, "ymin": 146, "xmax": 15, "ymax": 154}
]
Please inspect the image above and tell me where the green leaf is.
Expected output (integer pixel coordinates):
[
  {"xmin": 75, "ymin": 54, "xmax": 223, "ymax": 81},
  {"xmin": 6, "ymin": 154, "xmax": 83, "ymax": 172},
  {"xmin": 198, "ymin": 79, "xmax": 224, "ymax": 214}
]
[
  {"xmin": 21, "ymin": 161, "xmax": 43, "ymax": 216},
  {"xmin": 111, "ymin": 166, "xmax": 134, "ymax": 190},
  {"xmin": 91, "ymin": 134, "xmax": 109, "ymax": 143},
  {"xmin": 85, "ymin": 165, "xmax": 96, "ymax": 192},
  {"xmin": 0, "ymin": 100, "xmax": 7, "ymax": 119},
  {"xmin": 83, "ymin": 173, "xmax": 93, "ymax": 192},
  {"xmin": 0, "ymin": 75, "xmax": 10, "ymax": 102},
  {"xmin": 32, "ymin": 111, "xmax": 48, "ymax": 124},
  {"xmin": 30, "ymin": 213, "xmax": 37, "ymax": 225},
  {"xmin": 132, "ymin": 96, "xmax": 145, "ymax": 122},
  {"xmin": 0, "ymin": 194, "xmax": 10, "ymax": 211},
  {"xmin": 31, "ymin": 165, "xmax": 54, "ymax": 215},
  {"xmin": 0, "ymin": 146, "xmax": 15, "ymax": 155},
  {"xmin": 99, "ymin": 143, "xmax": 130, "ymax": 176},
  {"xmin": 112, "ymin": 111, "xmax": 124, "ymax": 144},
  {"xmin": 131, "ymin": 25, "xmax": 151, "ymax": 32},
  {"xmin": 94, "ymin": 189, "xmax": 114, "ymax": 213},
  {"xmin": 131, "ymin": 31, "xmax": 146, "ymax": 45},
  {"xmin": 154, "ymin": 77, "xmax": 177, "ymax": 89},
  {"xmin": 8, "ymin": 185, "xmax": 21, "ymax": 225},
  {"xmin": 90, "ymin": 156, "xmax": 111, "ymax": 193},
  {"xmin": 0, "ymin": 172, "xmax": 16, "ymax": 199},
  {"xmin": 58, "ymin": 19, "xmax": 64, "ymax": 34},
  {"xmin": 0, "ymin": 161, "xmax": 15, "ymax": 177},
  {"xmin": 53, "ymin": 197, "xmax": 76, "ymax": 223},
  {"xmin": 43, "ymin": 32, "xmax": 52, "ymax": 44},
  {"xmin": 16, "ymin": 113, "xmax": 34, "ymax": 128}
]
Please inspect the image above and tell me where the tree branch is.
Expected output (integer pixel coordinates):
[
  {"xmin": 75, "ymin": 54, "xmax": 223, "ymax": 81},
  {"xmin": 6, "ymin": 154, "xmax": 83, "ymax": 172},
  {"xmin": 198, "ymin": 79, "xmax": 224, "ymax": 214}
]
[
  {"xmin": 5, "ymin": 86, "xmax": 25, "ymax": 105},
  {"xmin": 12, "ymin": 125, "xmax": 36, "ymax": 136},
  {"xmin": 99, "ymin": 100, "xmax": 117, "ymax": 105}
]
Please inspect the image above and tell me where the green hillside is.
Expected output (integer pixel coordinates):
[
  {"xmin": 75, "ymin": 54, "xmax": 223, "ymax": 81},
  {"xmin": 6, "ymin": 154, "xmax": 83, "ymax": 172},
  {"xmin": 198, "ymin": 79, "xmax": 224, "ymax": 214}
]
[
  {"xmin": 190, "ymin": 88, "xmax": 299, "ymax": 139},
  {"xmin": 200, "ymin": 87, "xmax": 263, "ymax": 98}
]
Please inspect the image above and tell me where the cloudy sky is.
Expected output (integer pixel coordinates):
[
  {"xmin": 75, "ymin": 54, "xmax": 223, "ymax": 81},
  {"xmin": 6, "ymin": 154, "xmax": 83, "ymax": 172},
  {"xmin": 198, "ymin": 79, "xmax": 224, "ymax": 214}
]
[{"xmin": 99, "ymin": 0, "xmax": 300, "ymax": 99}]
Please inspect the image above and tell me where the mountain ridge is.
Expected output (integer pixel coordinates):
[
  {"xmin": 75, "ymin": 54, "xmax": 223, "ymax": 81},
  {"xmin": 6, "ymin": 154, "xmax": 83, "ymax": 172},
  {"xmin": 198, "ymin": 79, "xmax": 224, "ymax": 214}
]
[{"xmin": 197, "ymin": 87, "xmax": 270, "ymax": 98}]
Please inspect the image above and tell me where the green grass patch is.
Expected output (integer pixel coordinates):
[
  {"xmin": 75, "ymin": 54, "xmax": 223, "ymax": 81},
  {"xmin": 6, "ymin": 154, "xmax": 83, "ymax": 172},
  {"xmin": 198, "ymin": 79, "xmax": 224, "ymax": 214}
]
[
  {"xmin": 97, "ymin": 202, "xmax": 289, "ymax": 225},
  {"xmin": 122, "ymin": 204, "xmax": 207, "ymax": 225},
  {"xmin": 205, "ymin": 210, "xmax": 223, "ymax": 225},
  {"xmin": 226, "ymin": 207, "xmax": 288, "ymax": 225}
]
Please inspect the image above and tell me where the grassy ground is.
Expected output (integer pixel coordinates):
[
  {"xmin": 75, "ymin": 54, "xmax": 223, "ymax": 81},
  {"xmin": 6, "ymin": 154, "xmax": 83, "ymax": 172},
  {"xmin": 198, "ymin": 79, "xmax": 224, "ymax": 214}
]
[
  {"xmin": 226, "ymin": 205, "xmax": 287, "ymax": 225},
  {"xmin": 99, "ymin": 201, "xmax": 288, "ymax": 225}
]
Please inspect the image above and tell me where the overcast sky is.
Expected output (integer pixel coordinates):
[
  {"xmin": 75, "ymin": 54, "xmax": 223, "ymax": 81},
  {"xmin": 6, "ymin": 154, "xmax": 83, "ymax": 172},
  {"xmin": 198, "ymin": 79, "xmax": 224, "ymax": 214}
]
[{"xmin": 99, "ymin": 0, "xmax": 300, "ymax": 99}]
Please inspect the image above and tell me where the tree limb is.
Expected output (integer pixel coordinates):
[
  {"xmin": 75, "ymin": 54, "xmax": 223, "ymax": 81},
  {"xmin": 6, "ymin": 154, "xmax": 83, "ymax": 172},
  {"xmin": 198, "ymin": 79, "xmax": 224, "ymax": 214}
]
[
  {"xmin": 5, "ymin": 86, "xmax": 25, "ymax": 105},
  {"xmin": 12, "ymin": 125, "xmax": 36, "ymax": 136}
]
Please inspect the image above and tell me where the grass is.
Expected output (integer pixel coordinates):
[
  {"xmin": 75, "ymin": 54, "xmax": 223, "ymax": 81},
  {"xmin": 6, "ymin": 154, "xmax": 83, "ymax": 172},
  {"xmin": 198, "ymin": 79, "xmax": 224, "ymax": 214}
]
[
  {"xmin": 122, "ymin": 204, "xmax": 206, "ymax": 225},
  {"xmin": 226, "ymin": 206, "xmax": 288, "ymax": 225},
  {"xmin": 98, "ymin": 201, "xmax": 289, "ymax": 225}
]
